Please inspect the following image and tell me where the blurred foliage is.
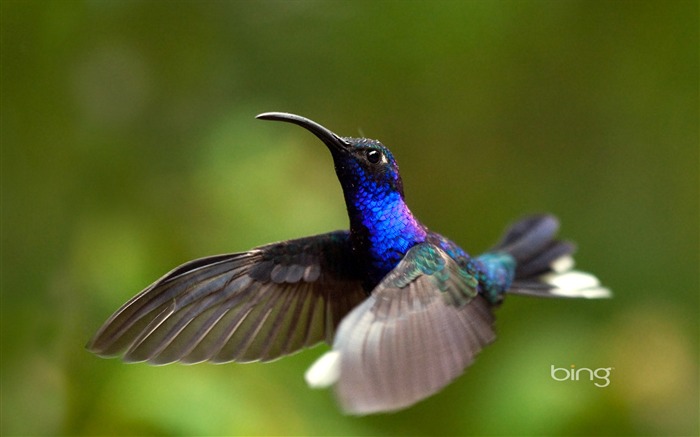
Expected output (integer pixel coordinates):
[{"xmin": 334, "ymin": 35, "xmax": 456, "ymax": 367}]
[{"xmin": 2, "ymin": 0, "xmax": 698, "ymax": 436}]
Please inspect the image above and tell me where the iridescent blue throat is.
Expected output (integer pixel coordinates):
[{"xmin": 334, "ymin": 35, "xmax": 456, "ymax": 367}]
[{"xmin": 339, "ymin": 163, "xmax": 427, "ymax": 289}]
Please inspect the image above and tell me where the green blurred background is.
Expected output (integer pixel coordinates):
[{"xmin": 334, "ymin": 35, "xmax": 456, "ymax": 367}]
[{"xmin": 2, "ymin": 1, "xmax": 698, "ymax": 435}]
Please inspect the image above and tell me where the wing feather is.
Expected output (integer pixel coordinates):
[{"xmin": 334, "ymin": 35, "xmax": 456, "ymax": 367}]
[
  {"xmin": 88, "ymin": 231, "xmax": 366, "ymax": 364},
  {"xmin": 325, "ymin": 243, "xmax": 496, "ymax": 415}
]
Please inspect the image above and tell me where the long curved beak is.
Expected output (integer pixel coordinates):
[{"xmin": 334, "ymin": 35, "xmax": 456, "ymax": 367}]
[{"xmin": 256, "ymin": 112, "xmax": 350, "ymax": 154}]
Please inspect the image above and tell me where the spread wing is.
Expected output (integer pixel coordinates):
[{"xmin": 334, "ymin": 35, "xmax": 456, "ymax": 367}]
[
  {"xmin": 87, "ymin": 231, "xmax": 366, "ymax": 364},
  {"xmin": 322, "ymin": 243, "xmax": 496, "ymax": 415}
]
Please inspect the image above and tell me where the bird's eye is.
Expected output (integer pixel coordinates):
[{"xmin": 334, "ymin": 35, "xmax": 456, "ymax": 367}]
[{"xmin": 366, "ymin": 149, "xmax": 382, "ymax": 164}]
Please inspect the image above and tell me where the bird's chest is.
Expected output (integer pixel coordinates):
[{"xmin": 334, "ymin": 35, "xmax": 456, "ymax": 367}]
[{"xmin": 348, "ymin": 191, "xmax": 426, "ymax": 290}]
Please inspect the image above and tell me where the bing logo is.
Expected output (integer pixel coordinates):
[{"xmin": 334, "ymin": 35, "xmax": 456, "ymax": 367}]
[{"xmin": 550, "ymin": 364, "xmax": 612, "ymax": 388}]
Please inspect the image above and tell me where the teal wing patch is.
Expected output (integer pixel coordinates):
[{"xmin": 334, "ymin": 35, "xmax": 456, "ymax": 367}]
[{"xmin": 381, "ymin": 243, "xmax": 479, "ymax": 307}]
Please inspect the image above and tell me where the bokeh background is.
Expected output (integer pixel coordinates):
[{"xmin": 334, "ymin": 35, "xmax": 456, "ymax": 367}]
[{"xmin": 2, "ymin": 1, "xmax": 698, "ymax": 436}]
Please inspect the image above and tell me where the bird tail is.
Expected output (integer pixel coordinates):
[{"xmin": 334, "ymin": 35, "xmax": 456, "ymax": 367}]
[{"xmin": 491, "ymin": 214, "xmax": 611, "ymax": 299}]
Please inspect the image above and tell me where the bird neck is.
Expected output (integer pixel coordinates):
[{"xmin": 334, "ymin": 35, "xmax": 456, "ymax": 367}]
[{"xmin": 343, "ymin": 184, "xmax": 427, "ymax": 289}]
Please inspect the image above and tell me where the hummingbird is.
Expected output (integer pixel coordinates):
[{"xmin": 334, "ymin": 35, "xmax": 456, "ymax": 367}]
[{"xmin": 88, "ymin": 112, "xmax": 611, "ymax": 415}]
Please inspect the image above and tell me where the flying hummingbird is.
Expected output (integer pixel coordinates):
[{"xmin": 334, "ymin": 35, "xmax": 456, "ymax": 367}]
[{"xmin": 88, "ymin": 112, "xmax": 610, "ymax": 415}]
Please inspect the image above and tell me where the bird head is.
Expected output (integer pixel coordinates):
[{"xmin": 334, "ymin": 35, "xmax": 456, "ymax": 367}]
[{"xmin": 257, "ymin": 112, "xmax": 405, "ymax": 199}]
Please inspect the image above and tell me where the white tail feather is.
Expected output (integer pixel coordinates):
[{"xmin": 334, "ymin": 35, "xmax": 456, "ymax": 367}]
[
  {"xmin": 549, "ymin": 286, "xmax": 612, "ymax": 299},
  {"xmin": 551, "ymin": 255, "xmax": 575, "ymax": 273},
  {"xmin": 305, "ymin": 351, "xmax": 341, "ymax": 388},
  {"xmin": 541, "ymin": 270, "xmax": 612, "ymax": 299}
]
